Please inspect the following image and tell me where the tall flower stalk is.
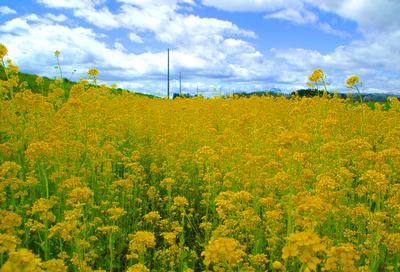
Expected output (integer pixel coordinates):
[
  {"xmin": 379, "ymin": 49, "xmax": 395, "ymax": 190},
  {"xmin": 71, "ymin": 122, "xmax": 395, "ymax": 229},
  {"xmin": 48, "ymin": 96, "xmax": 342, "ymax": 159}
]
[
  {"xmin": 307, "ymin": 68, "xmax": 329, "ymax": 97},
  {"xmin": 346, "ymin": 75, "xmax": 363, "ymax": 103},
  {"xmin": 54, "ymin": 50, "xmax": 63, "ymax": 79},
  {"xmin": 88, "ymin": 68, "xmax": 99, "ymax": 87}
]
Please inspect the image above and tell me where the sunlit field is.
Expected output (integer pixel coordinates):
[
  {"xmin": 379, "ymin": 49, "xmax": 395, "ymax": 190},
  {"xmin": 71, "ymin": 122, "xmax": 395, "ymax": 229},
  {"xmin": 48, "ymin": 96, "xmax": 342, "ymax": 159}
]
[{"xmin": 1, "ymin": 44, "xmax": 400, "ymax": 272}]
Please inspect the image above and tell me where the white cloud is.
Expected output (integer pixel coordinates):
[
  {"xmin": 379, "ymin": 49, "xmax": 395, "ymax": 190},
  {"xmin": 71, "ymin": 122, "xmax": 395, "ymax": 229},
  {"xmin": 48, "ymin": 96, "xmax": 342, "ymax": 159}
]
[
  {"xmin": 129, "ymin": 33, "xmax": 144, "ymax": 43},
  {"xmin": 0, "ymin": 6, "xmax": 17, "ymax": 15},
  {"xmin": 0, "ymin": 16, "xmax": 164, "ymax": 77},
  {"xmin": 271, "ymin": 28, "xmax": 400, "ymax": 92},
  {"xmin": 113, "ymin": 42, "xmax": 126, "ymax": 51},
  {"xmin": 316, "ymin": 22, "xmax": 350, "ymax": 38},
  {"xmin": 45, "ymin": 13, "xmax": 68, "ymax": 22},
  {"xmin": 202, "ymin": 0, "xmax": 400, "ymax": 32},
  {"xmin": 36, "ymin": 0, "xmax": 103, "ymax": 9},
  {"xmin": 73, "ymin": 6, "xmax": 120, "ymax": 28},
  {"xmin": 274, "ymin": 29, "xmax": 400, "ymax": 74},
  {"xmin": 264, "ymin": 7, "xmax": 317, "ymax": 24},
  {"xmin": 0, "ymin": 14, "xmax": 268, "ymax": 93},
  {"xmin": 306, "ymin": 0, "xmax": 400, "ymax": 30},
  {"xmin": 202, "ymin": 1, "xmax": 349, "ymax": 38},
  {"xmin": 116, "ymin": 0, "xmax": 195, "ymax": 7},
  {"xmin": 0, "ymin": 17, "xmax": 31, "ymax": 33},
  {"xmin": 201, "ymin": 0, "xmax": 298, "ymax": 12},
  {"xmin": 37, "ymin": 0, "xmax": 256, "ymax": 43}
]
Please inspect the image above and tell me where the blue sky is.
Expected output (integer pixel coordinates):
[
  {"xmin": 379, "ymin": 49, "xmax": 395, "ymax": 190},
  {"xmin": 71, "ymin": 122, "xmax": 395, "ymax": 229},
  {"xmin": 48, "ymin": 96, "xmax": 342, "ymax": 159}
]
[{"xmin": 0, "ymin": 0, "xmax": 399, "ymax": 96}]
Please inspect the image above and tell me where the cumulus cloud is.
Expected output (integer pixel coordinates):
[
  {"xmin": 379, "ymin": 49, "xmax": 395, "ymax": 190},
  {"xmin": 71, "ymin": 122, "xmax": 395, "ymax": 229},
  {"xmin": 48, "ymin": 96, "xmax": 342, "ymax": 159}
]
[
  {"xmin": 202, "ymin": 0, "xmax": 298, "ymax": 12},
  {"xmin": 202, "ymin": 1, "xmax": 350, "ymax": 38},
  {"xmin": 116, "ymin": 0, "xmax": 195, "ymax": 7},
  {"xmin": 306, "ymin": 0, "xmax": 400, "ymax": 30},
  {"xmin": 36, "ymin": 0, "xmax": 103, "ymax": 9},
  {"xmin": 73, "ymin": 6, "xmax": 120, "ymax": 28},
  {"xmin": 0, "ymin": 12, "xmax": 269, "ymax": 93},
  {"xmin": 36, "ymin": 0, "xmax": 256, "ymax": 43},
  {"xmin": 264, "ymin": 7, "xmax": 317, "ymax": 24},
  {"xmin": 0, "ymin": 16, "xmax": 164, "ymax": 76},
  {"xmin": 128, "ymin": 33, "xmax": 144, "ymax": 43},
  {"xmin": 33, "ymin": 0, "xmax": 262, "ymax": 82},
  {"xmin": 0, "ymin": 6, "xmax": 17, "ymax": 15},
  {"xmin": 44, "ymin": 13, "xmax": 68, "ymax": 22},
  {"xmin": 202, "ymin": 0, "xmax": 400, "ymax": 32},
  {"xmin": 272, "ymin": 28, "xmax": 400, "ymax": 92}
]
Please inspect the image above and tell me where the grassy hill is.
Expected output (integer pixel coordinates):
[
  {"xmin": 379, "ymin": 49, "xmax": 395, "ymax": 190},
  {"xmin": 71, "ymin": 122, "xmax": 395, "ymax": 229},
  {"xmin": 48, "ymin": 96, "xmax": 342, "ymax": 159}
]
[{"xmin": 0, "ymin": 68, "xmax": 155, "ymax": 98}]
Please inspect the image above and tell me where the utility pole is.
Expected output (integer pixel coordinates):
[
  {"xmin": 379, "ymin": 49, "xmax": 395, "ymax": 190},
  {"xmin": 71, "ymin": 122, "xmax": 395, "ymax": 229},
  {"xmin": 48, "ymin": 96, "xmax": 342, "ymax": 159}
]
[
  {"xmin": 179, "ymin": 72, "xmax": 182, "ymax": 96},
  {"xmin": 167, "ymin": 48, "xmax": 170, "ymax": 99},
  {"xmin": 197, "ymin": 84, "xmax": 199, "ymax": 96}
]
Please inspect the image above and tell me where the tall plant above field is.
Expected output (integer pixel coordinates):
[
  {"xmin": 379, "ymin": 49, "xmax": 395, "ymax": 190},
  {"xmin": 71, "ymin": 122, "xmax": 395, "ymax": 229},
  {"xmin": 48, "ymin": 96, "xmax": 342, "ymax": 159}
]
[
  {"xmin": 87, "ymin": 68, "xmax": 99, "ymax": 87},
  {"xmin": 307, "ymin": 68, "xmax": 329, "ymax": 97},
  {"xmin": 54, "ymin": 50, "xmax": 63, "ymax": 80},
  {"xmin": 346, "ymin": 75, "xmax": 363, "ymax": 103}
]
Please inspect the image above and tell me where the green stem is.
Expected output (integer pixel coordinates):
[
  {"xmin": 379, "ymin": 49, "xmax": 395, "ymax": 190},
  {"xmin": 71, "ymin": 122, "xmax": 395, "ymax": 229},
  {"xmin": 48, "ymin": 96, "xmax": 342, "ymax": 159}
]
[
  {"xmin": 44, "ymin": 215, "xmax": 49, "ymax": 260},
  {"xmin": 56, "ymin": 56, "xmax": 63, "ymax": 79},
  {"xmin": 355, "ymin": 85, "xmax": 363, "ymax": 104},
  {"xmin": 321, "ymin": 78, "xmax": 329, "ymax": 96},
  {"xmin": 41, "ymin": 165, "xmax": 50, "ymax": 199},
  {"xmin": 109, "ymin": 232, "xmax": 114, "ymax": 271}
]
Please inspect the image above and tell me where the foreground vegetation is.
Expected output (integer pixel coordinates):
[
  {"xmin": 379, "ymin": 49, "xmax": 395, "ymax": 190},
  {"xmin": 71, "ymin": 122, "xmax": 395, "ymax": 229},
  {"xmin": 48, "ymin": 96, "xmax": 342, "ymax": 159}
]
[{"xmin": 1, "ymin": 45, "xmax": 400, "ymax": 271}]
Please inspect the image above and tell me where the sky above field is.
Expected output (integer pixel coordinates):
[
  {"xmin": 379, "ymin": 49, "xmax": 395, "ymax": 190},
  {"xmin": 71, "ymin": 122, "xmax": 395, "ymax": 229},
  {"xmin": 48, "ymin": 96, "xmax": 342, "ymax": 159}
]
[{"xmin": 0, "ymin": 0, "xmax": 399, "ymax": 96}]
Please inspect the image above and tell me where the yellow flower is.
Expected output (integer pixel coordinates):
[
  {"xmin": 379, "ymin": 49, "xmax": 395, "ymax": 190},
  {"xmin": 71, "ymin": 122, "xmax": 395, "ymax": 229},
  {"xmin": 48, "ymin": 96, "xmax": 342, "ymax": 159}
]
[
  {"xmin": 249, "ymin": 253, "xmax": 268, "ymax": 266},
  {"xmin": 201, "ymin": 237, "xmax": 246, "ymax": 268},
  {"xmin": 87, "ymin": 68, "xmax": 99, "ymax": 78},
  {"xmin": 0, "ymin": 248, "xmax": 43, "ymax": 272},
  {"xmin": 36, "ymin": 76, "xmax": 44, "ymax": 85},
  {"xmin": 161, "ymin": 231, "xmax": 177, "ymax": 246},
  {"xmin": 323, "ymin": 243, "xmax": 359, "ymax": 272},
  {"xmin": 127, "ymin": 231, "xmax": 156, "ymax": 259},
  {"xmin": 0, "ymin": 43, "xmax": 7, "ymax": 60},
  {"xmin": 272, "ymin": 260, "xmax": 285, "ymax": 270},
  {"xmin": 66, "ymin": 186, "xmax": 94, "ymax": 205},
  {"xmin": 126, "ymin": 263, "xmax": 150, "ymax": 272},
  {"xmin": 345, "ymin": 75, "xmax": 360, "ymax": 89},
  {"xmin": 143, "ymin": 211, "xmax": 161, "ymax": 224},
  {"xmin": 360, "ymin": 170, "xmax": 389, "ymax": 193},
  {"xmin": 171, "ymin": 196, "xmax": 189, "ymax": 212},
  {"xmin": 106, "ymin": 207, "xmax": 127, "ymax": 221},
  {"xmin": 42, "ymin": 259, "xmax": 67, "ymax": 272},
  {"xmin": 31, "ymin": 198, "xmax": 56, "ymax": 214},
  {"xmin": 308, "ymin": 68, "xmax": 325, "ymax": 83},
  {"xmin": 110, "ymin": 179, "xmax": 133, "ymax": 191},
  {"xmin": 97, "ymin": 226, "xmax": 120, "ymax": 233},
  {"xmin": 0, "ymin": 210, "xmax": 22, "ymax": 233},
  {"xmin": 0, "ymin": 233, "xmax": 19, "ymax": 254},
  {"xmin": 159, "ymin": 177, "xmax": 176, "ymax": 190},
  {"xmin": 282, "ymin": 232, "xmax": 326, "ymax": 270},
  {"xmin": 6, "ymin": 59, "xmax": 18, "ymax": 73}
]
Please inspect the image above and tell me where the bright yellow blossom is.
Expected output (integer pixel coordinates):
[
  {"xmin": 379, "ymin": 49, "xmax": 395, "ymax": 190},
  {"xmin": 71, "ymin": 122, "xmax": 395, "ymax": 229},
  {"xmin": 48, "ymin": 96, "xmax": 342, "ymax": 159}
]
[
  {"xmin": 0, "ymin": 43, "xmax": 7, "ymax": 60},
  {"xmin": 201, "ymin": 237, "xmax": 246, "ymax": 268}
]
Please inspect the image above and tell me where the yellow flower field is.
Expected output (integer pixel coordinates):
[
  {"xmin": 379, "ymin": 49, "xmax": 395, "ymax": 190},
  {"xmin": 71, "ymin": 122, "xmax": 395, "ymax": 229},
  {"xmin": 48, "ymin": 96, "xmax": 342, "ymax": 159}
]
[{"xmin": 1, "ymin": 45, "xmax": 400, "ymax": 271}]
